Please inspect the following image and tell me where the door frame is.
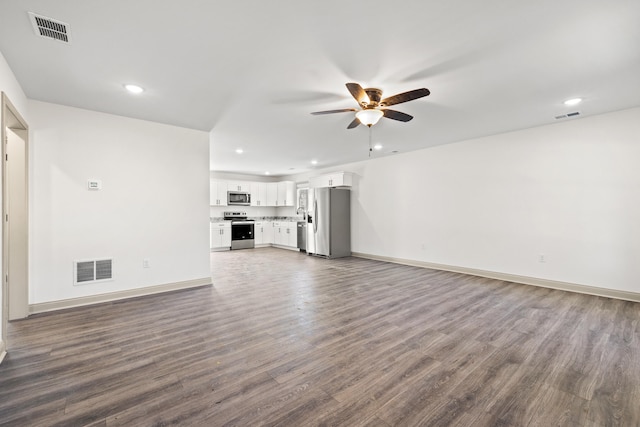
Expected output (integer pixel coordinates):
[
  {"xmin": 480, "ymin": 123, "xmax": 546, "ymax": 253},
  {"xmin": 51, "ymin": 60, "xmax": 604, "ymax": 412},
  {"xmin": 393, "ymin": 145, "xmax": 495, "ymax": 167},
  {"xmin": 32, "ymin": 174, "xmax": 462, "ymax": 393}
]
[{"xmin": 1, "ymin": 92, "xmax": 29, "ymax": 356}]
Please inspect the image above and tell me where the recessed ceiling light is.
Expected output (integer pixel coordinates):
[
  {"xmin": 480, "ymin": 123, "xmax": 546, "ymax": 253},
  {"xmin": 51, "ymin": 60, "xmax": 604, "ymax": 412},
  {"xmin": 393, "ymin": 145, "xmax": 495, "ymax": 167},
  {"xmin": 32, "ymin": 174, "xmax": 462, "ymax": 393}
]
[
  {"xmin": 564, "ymin": 98, "xmax": 582, "ymax": 106},
  {"xmin": 373, "ymin": 144, "xmax": 383, "ymax": 150},
  {"xmin": 311, "ymin": 160, "xmax": 318, "ymax": 165},
  {"xmin": 124, "ymin": 84, "xmax": 144, "ymax": 94},
  {"xmin": 265, "ymin": 171, "xmax": 270, "ymax": 175},
  {"xmin": 235, "ymin": 148, "xmax": 243, "ymax": 154}
]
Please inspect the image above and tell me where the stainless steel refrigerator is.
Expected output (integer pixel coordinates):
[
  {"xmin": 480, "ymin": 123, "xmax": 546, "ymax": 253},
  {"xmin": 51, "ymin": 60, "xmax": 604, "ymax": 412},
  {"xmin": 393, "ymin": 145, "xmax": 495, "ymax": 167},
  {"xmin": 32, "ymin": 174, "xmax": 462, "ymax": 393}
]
[{"xmin": 306, "ymin": 187, "xmax": 351, "ymax": 258}]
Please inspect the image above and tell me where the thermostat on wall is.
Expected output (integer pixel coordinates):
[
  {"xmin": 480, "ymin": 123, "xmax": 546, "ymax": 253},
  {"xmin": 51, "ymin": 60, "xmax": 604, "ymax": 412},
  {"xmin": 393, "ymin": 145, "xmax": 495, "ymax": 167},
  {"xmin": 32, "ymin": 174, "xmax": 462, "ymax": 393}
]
[{"xmin": 87, "ymin": 179, "xmax": 102, "ymax": 190}]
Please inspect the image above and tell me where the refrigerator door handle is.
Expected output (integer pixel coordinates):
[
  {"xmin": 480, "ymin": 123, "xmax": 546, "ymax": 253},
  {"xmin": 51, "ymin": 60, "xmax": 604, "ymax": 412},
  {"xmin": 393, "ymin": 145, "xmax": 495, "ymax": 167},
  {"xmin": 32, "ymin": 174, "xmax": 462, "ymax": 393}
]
[{"xmin": 313, "ymin": 199, "xmax": 318, "ymax": 233}]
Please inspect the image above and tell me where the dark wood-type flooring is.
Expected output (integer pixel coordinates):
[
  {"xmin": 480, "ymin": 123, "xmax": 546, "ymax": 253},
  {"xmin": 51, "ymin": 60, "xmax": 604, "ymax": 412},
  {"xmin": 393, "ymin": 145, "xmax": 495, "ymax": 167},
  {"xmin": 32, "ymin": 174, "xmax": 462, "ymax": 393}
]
[{"xmin": 1, "ymin": 248, "xmax": 639, "ymax": 426}]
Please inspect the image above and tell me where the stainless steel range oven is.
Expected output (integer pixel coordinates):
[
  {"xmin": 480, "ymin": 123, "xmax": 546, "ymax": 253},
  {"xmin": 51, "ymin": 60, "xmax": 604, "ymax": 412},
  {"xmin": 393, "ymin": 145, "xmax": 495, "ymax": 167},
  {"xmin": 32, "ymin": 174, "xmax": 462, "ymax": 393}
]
[{"xmin": 224, "ymin": 211, "xmax": 255, "ymax": 250}]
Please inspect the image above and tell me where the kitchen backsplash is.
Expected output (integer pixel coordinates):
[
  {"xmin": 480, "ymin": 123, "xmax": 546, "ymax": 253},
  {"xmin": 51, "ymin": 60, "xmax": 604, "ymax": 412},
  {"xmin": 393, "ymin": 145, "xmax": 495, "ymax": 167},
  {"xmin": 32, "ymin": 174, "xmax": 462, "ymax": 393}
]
[
  {"xmin": 211, "ymin": 215, "xmax": 305, "ymax": 222},
  {"xmin": 209, "ymin": 205, "xmax": 301, "ymax": 222}
]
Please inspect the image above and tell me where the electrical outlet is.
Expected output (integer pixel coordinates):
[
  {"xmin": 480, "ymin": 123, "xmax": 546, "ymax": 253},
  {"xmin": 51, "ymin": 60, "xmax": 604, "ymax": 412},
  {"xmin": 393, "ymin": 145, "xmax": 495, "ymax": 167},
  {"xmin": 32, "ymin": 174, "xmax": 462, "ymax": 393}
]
[
  {"xmin": 538, "ymin": 254, "xmax": 546, "ymax": 263},
  {"xmin": 143, "ymin": 258, "xmax": 150, "ymax": 268}
]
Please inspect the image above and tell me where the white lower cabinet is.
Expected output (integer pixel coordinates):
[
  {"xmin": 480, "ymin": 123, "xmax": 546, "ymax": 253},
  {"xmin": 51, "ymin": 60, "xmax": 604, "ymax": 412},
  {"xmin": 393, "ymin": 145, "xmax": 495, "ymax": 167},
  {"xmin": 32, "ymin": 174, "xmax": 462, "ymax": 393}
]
[
  {"xmin": 209, "ymin": 221, "xmax": 298, "ymax": 251},
  {"xmin": 254, "ymin": 221, "xmax": 273, "ymax": 245},
  {"xmin": 288, "ymin": 222, "xmax": 298, "ymax": 248},
  {"xmin": 272, "ymin": 222, "xmax": 286, "ymax": 246},
  {"xmin": 272, "ymin": 222, "xmax": 297, "ymax": 248},
  {"xmin": 210, "ymin": 222, "xmax": 231, "ymax": 249}
]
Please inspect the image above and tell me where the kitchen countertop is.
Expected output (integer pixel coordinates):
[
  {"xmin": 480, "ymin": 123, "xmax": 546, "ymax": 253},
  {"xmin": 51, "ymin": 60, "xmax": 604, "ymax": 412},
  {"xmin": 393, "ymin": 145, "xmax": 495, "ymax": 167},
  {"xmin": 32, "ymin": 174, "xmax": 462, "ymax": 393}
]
[{"xmin": 210, "ymin": 216, "xmax": 304, "ymax": 223}]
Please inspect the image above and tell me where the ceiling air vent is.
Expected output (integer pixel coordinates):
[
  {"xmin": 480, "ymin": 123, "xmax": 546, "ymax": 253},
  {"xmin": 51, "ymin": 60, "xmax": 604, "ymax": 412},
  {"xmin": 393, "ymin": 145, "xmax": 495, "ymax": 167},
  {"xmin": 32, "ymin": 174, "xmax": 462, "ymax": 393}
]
[
  {"xmin": 74, "ymin": 259, "xmax": 113, "ymax": 285},
  {"xmin": 555, "ymin": 111, "xmax": 581, "ymax": 120},
  {"xmin": 28, "ymin": 12, "xmax": 71, "ymax": 43}
]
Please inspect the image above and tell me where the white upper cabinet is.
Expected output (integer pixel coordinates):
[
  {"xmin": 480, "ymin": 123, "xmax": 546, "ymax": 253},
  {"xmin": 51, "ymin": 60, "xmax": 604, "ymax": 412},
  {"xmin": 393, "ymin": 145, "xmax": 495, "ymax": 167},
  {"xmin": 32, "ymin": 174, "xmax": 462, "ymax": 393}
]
[
  {"xmin": 227, "ymin": 181, "xmax": 251, "ymax": 192},
  {"xmin": 212, "ymin": 178, "xmax": 296, "ymax": 206},
  {"xmin": 210, "ymin": 179, "xmax": 228, "ymax": 206},
  {"xmin": 266, "ymin": 183, "xmax": 278, "ymax": 206},
  {"xmin": 277, "ymin": 181, "xmax": 295, "ymax": 206},
  {"xmin": 309, "ymin": 172, "xmax": 352, "ymax": 188},
  {"xmin": 250, "ymin": 182, "xmax": 268, "ymax": 206}
]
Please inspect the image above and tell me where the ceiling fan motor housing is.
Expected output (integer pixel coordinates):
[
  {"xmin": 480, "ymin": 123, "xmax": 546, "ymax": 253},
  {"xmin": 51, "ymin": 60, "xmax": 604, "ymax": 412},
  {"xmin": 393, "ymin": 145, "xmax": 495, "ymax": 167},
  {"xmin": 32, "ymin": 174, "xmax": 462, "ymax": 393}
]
[{"xmin": 364, "ymin": 88, "xmax": 382, "ymax": 106}]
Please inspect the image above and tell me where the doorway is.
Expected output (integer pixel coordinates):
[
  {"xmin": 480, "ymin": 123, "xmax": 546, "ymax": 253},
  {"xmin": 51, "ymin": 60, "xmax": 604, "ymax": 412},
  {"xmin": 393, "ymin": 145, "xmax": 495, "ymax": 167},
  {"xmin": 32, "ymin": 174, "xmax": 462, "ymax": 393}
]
[{"xmin": 1, "ymin": 92, "xmax": 29, "ymax": 355}]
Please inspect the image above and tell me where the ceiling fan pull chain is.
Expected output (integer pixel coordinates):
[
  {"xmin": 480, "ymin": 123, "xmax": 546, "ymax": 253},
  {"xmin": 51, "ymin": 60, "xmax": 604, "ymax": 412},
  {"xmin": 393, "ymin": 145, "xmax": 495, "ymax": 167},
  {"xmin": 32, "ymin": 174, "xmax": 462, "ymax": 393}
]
[{"xmin": 369, "ymin": 126, "xmax": 372, "ymax": 157}]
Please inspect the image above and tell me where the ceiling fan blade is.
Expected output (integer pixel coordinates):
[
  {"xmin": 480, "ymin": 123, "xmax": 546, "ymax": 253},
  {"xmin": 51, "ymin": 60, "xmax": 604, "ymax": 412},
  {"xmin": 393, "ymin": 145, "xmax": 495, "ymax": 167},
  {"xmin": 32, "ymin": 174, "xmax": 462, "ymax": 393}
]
[
  {"xmin": 383, "ymin": 109, "xmax": 413, "ymax": 122},
  {"xmin": 310, "ymin": 108, "xmax": 357, "ymax": 115},
  {"xmin": 346, "ymin": 83, "xmax": 370, "ymax": 106},
  {"xmin": 347, "ymin": 117, "xmax": 361, "ymax": 129},
  {"xmin": 380, "ymin": 88, "xmax": 430, "ymax": 107}
]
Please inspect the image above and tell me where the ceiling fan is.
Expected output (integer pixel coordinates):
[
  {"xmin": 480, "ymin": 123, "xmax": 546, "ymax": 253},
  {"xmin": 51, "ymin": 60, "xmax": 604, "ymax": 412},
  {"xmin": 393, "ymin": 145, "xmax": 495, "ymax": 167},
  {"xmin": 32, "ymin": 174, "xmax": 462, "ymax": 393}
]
[{"xmin": 311, "ymin": 83, "xmax": 430, "ymax": 128}]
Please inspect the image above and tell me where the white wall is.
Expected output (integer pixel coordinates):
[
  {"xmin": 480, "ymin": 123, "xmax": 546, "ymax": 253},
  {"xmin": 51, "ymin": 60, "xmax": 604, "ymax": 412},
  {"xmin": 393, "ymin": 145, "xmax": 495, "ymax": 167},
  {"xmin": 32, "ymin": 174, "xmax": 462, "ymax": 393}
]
[
  {"xmin": 29, "ymin": 100, "xmax": 211, "ymax": 304},
  {"xmin": 0, "ymin": 51, "xmax": 28, "ymax": 118},
  {"xmin": 292, "ymin": 107, "xmax": 640, "ymax": 295}
]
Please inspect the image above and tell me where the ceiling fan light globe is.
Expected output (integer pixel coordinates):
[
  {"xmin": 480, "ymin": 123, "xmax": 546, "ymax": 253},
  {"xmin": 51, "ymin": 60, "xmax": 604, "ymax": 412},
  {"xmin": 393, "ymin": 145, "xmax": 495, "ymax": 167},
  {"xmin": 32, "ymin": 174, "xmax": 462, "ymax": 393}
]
[{"xmin": 356, "ymin": 109, "xmax": 384, "ymax": 126}]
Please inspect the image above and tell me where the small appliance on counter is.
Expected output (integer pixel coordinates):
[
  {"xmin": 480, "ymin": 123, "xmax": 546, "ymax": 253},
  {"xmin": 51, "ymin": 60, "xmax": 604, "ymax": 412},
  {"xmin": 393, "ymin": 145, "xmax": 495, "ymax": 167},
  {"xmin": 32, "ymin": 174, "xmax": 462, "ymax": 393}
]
[{"xmin": 224, "ymin": 211, "xmax": 254, "ymax": 250}]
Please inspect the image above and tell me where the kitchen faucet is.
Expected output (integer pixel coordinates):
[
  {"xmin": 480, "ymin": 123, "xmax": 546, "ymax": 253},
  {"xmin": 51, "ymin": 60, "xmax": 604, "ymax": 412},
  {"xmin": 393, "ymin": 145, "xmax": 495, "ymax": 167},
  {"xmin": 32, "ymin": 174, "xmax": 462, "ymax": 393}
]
[{"xmin": 296, "ymin": 207, "xmax": 306, "ymax": 220}]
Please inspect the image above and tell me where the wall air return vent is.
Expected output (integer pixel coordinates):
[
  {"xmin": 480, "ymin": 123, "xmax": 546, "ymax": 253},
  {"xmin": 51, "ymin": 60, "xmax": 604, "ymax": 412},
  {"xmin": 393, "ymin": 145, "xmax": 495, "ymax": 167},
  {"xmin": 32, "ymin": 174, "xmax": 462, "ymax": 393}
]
[
  {"xmin": 28, "ymin": 12, "xmax": 71, "ymax": 44},
  {"xmin": 74, "ymin": 259, "xmax": 113, "ymax": 285}
]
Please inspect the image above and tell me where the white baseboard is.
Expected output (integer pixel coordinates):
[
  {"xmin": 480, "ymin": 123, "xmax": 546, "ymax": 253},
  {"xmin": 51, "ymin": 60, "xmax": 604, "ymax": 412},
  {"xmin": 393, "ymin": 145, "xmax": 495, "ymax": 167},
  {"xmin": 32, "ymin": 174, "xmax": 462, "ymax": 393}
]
[
  {"xmin": 271, "ymin": 245, "xmax": 301, "ymax": 252},
  {"xmin": 29, "ymin": 277, "xmax": 212, "ymax": 314},
  {"xmin": 352, "ymin": 252, "xmax": 640, "ymax": 303},
  {"xmin": 211, "ymin": 245, "xmax": 299, "ymax": 251}
]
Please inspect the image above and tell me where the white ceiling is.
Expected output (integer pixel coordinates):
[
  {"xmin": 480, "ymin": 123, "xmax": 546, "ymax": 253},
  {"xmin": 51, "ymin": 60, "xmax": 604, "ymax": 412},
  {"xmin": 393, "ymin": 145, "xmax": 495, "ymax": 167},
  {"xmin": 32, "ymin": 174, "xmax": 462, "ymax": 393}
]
[{"xmin": 1, "ymin": 0, "xmax": 639, "ymax": 177}]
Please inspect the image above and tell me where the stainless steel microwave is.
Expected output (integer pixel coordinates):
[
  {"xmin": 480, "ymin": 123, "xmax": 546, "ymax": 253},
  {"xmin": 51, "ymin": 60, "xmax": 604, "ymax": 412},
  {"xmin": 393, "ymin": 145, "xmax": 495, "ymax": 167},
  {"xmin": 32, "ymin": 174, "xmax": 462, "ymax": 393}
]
[{"xmin": 227, "ymin": 191, "xmax": 251, "ymax": 206}]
